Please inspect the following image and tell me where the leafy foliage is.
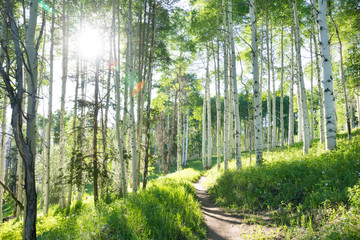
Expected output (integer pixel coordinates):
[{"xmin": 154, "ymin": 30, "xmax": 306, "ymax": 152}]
[{"xmin": 0, "ymin": 169, "xmax": 205, "ymax": 240}]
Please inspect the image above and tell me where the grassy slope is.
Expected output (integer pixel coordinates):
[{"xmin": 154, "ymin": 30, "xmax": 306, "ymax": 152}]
[
  {"xmin": 205, "ymin": 129, "xmax": 360, "ymax": 239},
  {"xmin": 0, "ymin": 169, "xmax": 206, "ymax": 240}
]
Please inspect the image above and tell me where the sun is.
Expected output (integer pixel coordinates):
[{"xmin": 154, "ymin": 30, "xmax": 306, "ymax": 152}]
[{"xmin": 76, "ymin": 26, "xmax": 104, "ymax": 60}]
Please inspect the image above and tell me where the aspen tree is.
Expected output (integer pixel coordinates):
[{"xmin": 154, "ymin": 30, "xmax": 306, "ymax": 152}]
[
  {"xmin": 311, "ymin": 0, "xmax": 324, "ymax": 143},
  {"xmin": 318, "ymin": 0, "xmax": 337, "ymax": 150},
  {"xmin": 59, "ymin": 0, "xmax": 69, "ymax": 208},
  {"xmin": 216, "ymin": 0, "xmax": 221, "ymax": 170},
  {"xmin": 206, "ymin": 46, "xmax": 212, "ymax": 169},
  {"xmin": 43, "ymin": 1, "xmax": 55, "ymax": 215},
  {"xmin": 250, "ymin": 0, "xmax": 263, "ymax": 164},
  {"xmin": 0, "ymin": 96, "xmax": 7, "ymax": 221},
  {"xmin": 293, "ymin": 0, "xmax": 311, "ymax": 154},
  {"xmin": 228, "ymin": 0, "xmax": 241, "ymax": 169},
  {"xmin": 280, "ymin": 24, "xmax": 284, "ymax": 149},
  {"xmin": 222, "ymin": 0, "xmax": 229, "ymax": 170},
  {"xmin": 266, "ymin": 7, "xmax": 271, "ymax": 151},
  {"xmin": 271, "ymin": 25, "xmax": 276, "ymax": 149}
]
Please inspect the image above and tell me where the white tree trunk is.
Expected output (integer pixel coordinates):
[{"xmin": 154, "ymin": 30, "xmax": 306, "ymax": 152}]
[
  {"xmin": 228, "ymin": 0, "xmax": 241, "ymax": 169},
  {"xmin": 250, "ymin": 0, "xmax": 263, "ymax": 163},
  {"xmin": 288, "ymin": 9, "xmax": 295, "ymax": 146},
  {"xmin": 310, "ymin": 33, "xmax": 314, "ymax": 141},
  {"xmin": 44, "ymin": 3, "xmax": 55, "ymax": 215},
  {"xmin": 311, "ymin": 0, "xmax": 325, "ymax": 143},
  {"xmin": 128, "ymin": 0, "xmax": 138, "ymax": 192},
  {"xmin": 318, "ymin": 0, "xmax": 337, "ymax": 150},
  {"xmin": 185, "ymin": 107, "xmax": 189, "ymax": 166},
  {"xmin": 331, "ymin": 15, "xmax": 351, "ymax": 139},
  {"xmin": 202, "ymin": 92, "xmax": 206, "ymax": 169},
  {"xmin": 0, "ymin": 96, "xmax": 7, "ymax": 221},
  {"xmin": 266, "ymin": 8, "xmax": 271, "ymax": 151},
  {"xmin": 280, "ymin": 24, "xmax": 284, "ymax": 149},
  {"xmin": 293, "ymin": 0, "xmax": 311, "ymax": 154},
  {"xmin": 206, "ymin": 47, "xmax": 212, "ymax": 169},
  {"xmin": 222, "ymin": 0, "xmax": 229, "ymax": 170},
  {"xmin": 216, "ymin": 0, "xmax": 221, "ymax": 170},
  {"xmin": 59, "ymin": 0, "xmax": 68, "ymax": 208},
  {"xmin": 271, "ymin": 26, "xmax": 276, "ymax": 149},
  {"xmin": 177, "ymin": 93, "xmax": 182, "ymax": 171},
  {"xmin": 297, "ymin": 80, "xmax": 303, "ymax": 142}
]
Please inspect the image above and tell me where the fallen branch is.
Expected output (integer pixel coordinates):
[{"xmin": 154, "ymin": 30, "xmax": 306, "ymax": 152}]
[{"xmin": 0, "ymin": 179, "xmax": 24, "ymax": 210}]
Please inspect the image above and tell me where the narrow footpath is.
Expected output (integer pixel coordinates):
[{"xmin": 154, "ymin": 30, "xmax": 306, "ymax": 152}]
[{"xmin": 193, "ymin": 176, "xmax": 279, "ymax": 240}]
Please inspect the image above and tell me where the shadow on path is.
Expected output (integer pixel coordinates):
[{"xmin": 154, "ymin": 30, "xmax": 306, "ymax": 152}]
[{"xmin": 193, "ymin": 176, "xmax": 279, "ymax": 240}]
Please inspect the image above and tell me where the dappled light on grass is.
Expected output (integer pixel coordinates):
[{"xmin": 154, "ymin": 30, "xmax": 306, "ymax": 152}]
[
  {"xmin": 204, "ymin": 128, "xmax": 360, "ymax": 238},
  {"xmin": 0, "ymin": 169, "xmax": 205, "ymax": 239}
]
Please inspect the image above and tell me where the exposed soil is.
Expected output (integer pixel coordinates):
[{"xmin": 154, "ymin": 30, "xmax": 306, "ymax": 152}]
[{"xmin": 193, "ymin": 176, "xmax": 281, "ymax": 240}]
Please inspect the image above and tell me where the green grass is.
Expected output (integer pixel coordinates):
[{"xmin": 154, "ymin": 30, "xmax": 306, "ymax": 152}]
[
  {"xmin": 0, "ymin": 169, "xmax": 205, "ymax": 239},
  {"xmin": 204, "ymin": 128, "xmax": 360, "ymax": 239}
]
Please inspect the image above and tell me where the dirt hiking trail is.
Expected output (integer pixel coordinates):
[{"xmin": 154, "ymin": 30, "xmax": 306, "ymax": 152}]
[{"xmin": 193, "ymin": 176, "xmax": 279, "ymax": 240}]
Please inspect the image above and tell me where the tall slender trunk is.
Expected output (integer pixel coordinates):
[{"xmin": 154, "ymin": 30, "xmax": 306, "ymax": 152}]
[
  {"xmin": 228, "ymin": 51, "xmax": 234, "ymax": 161},
  {"xmin": 182, "ymin": 107, "xmax": 186, "ymax": 165},
  {"xmin": 68, "ymin": 55, "xmax": 79, "ymax": 206},
  {"xmin": 280, "ymin": 24, "xmax": 284, "ymax": 149},
  {"xmin": 271, "ymin": 25, "xmax": 276, "ymax": 149},
  {"xmin": 216, "ymin": 0, "xmax": 221, "ymax": 170},
  {"xmin": 177, "ymin": 93, "xmax": 182, "ymax": 171},
  {"xmin": 318, "ymin": 0, "xmax": 337, "ymax": 150},
  {"xmin": 311, "ymin": 0, "xmax": 324, "ymax": 143},
  {"xmin": 43, "ymin": 1, "xmax": 54, "ymax": 215},
  {"xmin": 0, "ymin": 96, "xmax": 7, "ymax": 221},
  {"xmin": 128, "ymin": 0, "xmax": 138, "ymax": 192},
  {"xmin": 185, "ymin": 107, "xmax": 189, "ymax": 166},
  {"xmin": 93, "ymin": 61, "xmax": 99, "ymax": 203},
  {"xmin": 310, "ymin": 32, "xmax": 314, "ymax": 141},
  {"xmin": 330, "ymin": 15, "xmax": 351, "ymax": 140},
  {"xmin": 293, "ymin": 0, "xmax": 311, "ymax": 154},
  {"xmin": 202, "ymin": 90, "xmax": 206, "ymax": 170},
  {"xmin": 115, "ymin": 1, "xmax": 127, "ymax": 196},
  {"xmin": 266, "ymin": 7, "xmax": 271, "ymax": 151},
  {"xmin": 297, "ymin": 79, "xmax": 303, "ymax": 142},
  {"xmin": 222, "ymin": 0, "xmax": 229, "ymax": 170},
  {"xmin": 228, "ymin": 0, "xmax": 241, "ymax": 169},
  {"xmin": 205, "ymin": 47, "xmax": 212, "ymax": 169},
  {"xmin": 288, "ymin": 14, "xmax": 295, "ymax": 145},
  {"xmin": 59, "ymin": 0, "xmax": 69, "ymax": 208},
  {"xmin": 143, "ymin": 0, "xmax": 156, "ymax": 189},
  {"xmin": 166, "ymin": 92, "xmax": 177, "ymax": 172}
]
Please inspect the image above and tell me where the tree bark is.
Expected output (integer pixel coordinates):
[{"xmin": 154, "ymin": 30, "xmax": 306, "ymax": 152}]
[
  {"xmin": 293, "ymin": 0, "xmax": 311, "ymax": 154},
  {"xmin": 143, "ymin": 0, "xmax": 156, "ymax": 190},
  {"xmin": 311, "ymin": 0, "xmax": 325, "ymax": 143},
  {"xmin": 228, "ymin": 0, "xmax": 241, "ymax": 169},
  {"xmin": 330, "ymin": 15, "xmax": 351, "ymax": 140},
  {"xmin": 266, "ymin": 7, "xmax": 271, "ymax": 151},
  {"xmin": 271, "ymin": 25, "xmax": 276, "ymax": 149},
  {"xmin": 318, "ymin": 0, "xmax": 337, "ymax": 150},
  {"xmin": 59, "ymin": 0, "xmax": 69, "ymax": 208},
  {"xmin": 222, "ymin": 0, "xmax": 229, "ymax": 170},
  {"xmin": 0, "ymin": 95, "xmax": 7, "ymax": 221},
  {"xmin": 250, "ymin": 0, "xmax": 263, "ymax": 164},
  {"xmin": 288, "ymin": 17, "xmax": 295, "ymax": 146},
  {"xmin": 280, "ymin": 24, "xmax": 284, "ymax": 149},
  {"xmin": 43, "ymin": 1, "xmax": 55, "ymax": 215}
]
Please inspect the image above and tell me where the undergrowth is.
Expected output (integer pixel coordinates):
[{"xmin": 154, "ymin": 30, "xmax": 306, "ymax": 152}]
[
  {"xmin": 0, "ymin": 168, "xmax": 205, "ymax": 239},
  {"xmin": 205, "ymin": 128, "xmax": 360, "ymax": 239}
]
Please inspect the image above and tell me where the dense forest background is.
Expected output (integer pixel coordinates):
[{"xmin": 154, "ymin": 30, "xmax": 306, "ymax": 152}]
[{"xmin": 0, "ymin": 0, "xmax": 360, "ymax": 239}]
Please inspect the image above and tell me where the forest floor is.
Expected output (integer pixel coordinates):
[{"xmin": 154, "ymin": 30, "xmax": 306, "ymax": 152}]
[{"xmin": 193, "ymin": 176, "xmax": 282, "ymax": 240}]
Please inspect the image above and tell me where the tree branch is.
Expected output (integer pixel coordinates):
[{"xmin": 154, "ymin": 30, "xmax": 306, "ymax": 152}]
[{"xmin": 0, "ymin": 179, "xmax": 24, "ymax": 210}]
